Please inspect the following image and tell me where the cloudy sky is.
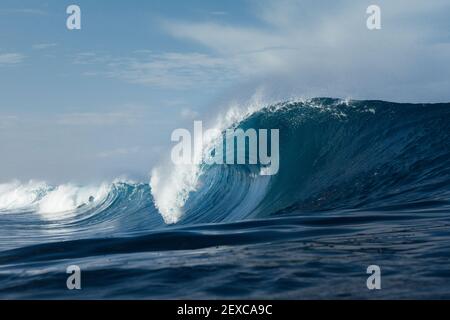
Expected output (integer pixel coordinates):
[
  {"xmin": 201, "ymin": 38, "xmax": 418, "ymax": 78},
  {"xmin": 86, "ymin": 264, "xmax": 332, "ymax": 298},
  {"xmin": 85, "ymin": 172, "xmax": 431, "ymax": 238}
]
[{"xmin": 1, "ymin": 0, "xmax": 449, "ymax": 183}]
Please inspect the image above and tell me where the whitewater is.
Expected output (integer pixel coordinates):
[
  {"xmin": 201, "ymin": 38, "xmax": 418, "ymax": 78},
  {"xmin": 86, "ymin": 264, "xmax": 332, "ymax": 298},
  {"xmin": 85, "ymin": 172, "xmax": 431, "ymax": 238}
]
[{"xmin": 0, "ymin": 98, "xmax": 449, "ymax": 299}]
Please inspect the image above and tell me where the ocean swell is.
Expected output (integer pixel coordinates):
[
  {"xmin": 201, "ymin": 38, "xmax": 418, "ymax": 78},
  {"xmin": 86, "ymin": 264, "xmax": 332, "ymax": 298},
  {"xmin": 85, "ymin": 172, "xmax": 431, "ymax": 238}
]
[{"xmin": 150, "ymin": 98, "xmax": 450, "ymax": 224}]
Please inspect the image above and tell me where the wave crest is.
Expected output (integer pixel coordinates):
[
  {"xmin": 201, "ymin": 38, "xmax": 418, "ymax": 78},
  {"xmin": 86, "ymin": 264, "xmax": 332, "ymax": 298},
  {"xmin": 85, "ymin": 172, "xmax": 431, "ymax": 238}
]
[{"xmin": 150, "ymin": 98, "xmax": 450, "ymax": 224}]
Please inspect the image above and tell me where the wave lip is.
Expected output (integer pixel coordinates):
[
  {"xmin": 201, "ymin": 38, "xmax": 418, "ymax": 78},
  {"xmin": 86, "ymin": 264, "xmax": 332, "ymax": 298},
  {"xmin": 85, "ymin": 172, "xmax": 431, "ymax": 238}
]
[
  {"xmin": 0, "ymin": 180, "xmax": 50, "ymax": 212},
  {"xmin": 37, "ymin": 183, "xmax": 111, "ymax": 220}
]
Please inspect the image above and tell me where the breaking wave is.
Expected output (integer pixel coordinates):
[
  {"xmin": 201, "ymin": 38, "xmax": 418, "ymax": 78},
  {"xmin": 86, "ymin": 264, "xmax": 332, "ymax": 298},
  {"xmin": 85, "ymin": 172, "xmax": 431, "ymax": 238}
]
[{"xmin": 150, "ymin": 98, "xmax": 450, "ymax": 224}]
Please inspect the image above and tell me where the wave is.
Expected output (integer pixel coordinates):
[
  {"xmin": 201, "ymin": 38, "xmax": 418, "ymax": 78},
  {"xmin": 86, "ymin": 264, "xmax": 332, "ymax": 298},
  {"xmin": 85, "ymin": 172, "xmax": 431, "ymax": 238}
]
[
  {"xmin": 0, "ymin": 180, "xmax": 111, "ymax": 219},
  {"xmin": 0, "ymin": 180, "xmax": 49, "ymax": 212},
  {"xmin": 1, "ymin": 98, "xmax": 449, "ymax": 232},
  {"xmin": 150, "ymin": 98, "xmax": 450, "ymax": 224},
  {"xmin": 0, "ymin": 180, "xmax": 166, "ymax": 251},
  {"xmin": 150, "ymin": 92, "xmax": 268, "ymax": 224},
  {"xmin": 1, "ymin": 97, "xmax": 449, "ymax": 299},
  {"xmin": 0, "ymin": 179, "xmax": 164, "ymax": 232}
]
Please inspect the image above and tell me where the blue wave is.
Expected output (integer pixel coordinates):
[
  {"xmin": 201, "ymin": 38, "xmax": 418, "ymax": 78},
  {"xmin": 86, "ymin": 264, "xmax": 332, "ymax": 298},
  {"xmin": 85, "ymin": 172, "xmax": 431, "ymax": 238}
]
[
  {"xmin": 1, "ymin": 98, "xmax": 449, "ymax": 299},
  {"xmin": 154, "ymin": 98, "xmax": 450, "ymax": 224}
]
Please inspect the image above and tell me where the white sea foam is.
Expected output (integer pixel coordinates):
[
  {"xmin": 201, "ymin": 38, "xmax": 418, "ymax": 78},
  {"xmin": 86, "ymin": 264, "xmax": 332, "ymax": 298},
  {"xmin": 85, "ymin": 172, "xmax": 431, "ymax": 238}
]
[
  {"xmin": 150, "ymin": 90, "xmax": 272, "ymax": 224},
  {"xmin": 0, "ymin": 180, "xmax": 111, "ymax": 220},
  {"xmin": 38, "ymin": 183, "xmax": 110, "ymax": 220},
  {"xmin": 0, "ymin": 180, "xmax": 49, "ymax": 211}
]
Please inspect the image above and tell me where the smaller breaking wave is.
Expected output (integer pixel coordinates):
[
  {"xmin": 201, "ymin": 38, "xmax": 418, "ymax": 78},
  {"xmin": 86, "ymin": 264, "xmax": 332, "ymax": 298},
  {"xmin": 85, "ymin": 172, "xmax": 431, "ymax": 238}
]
[
  {"xmin": 0, "ymin": 180, "xmax": 50, "ymax": 212},
  {"xmin": 0, "ymin": 180, "xmax": 114, "ymax": 220},
  {"xmin": 38, "ymin": 183, "xmax": 111, "ymax": 219},
  {"xmin": 0, "ymin": 180, "xmax": 166, "ymax": 251}
]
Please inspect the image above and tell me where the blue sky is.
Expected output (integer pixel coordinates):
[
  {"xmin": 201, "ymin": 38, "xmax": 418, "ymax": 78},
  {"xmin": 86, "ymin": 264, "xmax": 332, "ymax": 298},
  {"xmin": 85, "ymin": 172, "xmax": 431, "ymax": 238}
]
[{"xmin": 1, "ymin": 0, "xmax": 450, "ymax": 183}]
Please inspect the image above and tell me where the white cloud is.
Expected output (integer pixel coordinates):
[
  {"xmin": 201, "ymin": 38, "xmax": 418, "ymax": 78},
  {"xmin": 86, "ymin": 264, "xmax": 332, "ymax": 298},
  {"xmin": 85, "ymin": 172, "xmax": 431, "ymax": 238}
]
[
  {"xmin": 160, "ymin": 0, "xmax": 450, "ymax": 102},
  {"xmin": 0, "ymin": 53, "xmax": 25, "ymax": 65},
  {"xmin": 0, "ymin": 115, "xmax": 19, "ymax": 129},
  {"xmin": 0, "ymin": 8, "xmax": 47, "ymax": 15},
  {"xmin": 72, "ymin": 52, "xmax": 110, "ymax": 65},
  {"xmin": 109, "ymin": 52, "xmax": 238, "ymax": 88},
  {"xmin": 57, "ymin": 112, "xmax": 137, "ymax": 126},
  {"xmin": 67, "ymin": 0, "xmax": 450, "ymax": 101},
  {"xmin": 96, "ymin": 146, "xmax": 141, "ymax": 158},
  {"xmin": 180, "ymin": 108, "xmax": 200, "ymax": 120},
  {"xmin": 32, "ymin": 43, "xmax": 57, "ymax": 50},
  {"xmin": 210, "ymin": 11, "xmax": 228, "ymax": 16},
  {"xmin": 77, "ymin": 51, "xmax": 238, "ymax": 89}
]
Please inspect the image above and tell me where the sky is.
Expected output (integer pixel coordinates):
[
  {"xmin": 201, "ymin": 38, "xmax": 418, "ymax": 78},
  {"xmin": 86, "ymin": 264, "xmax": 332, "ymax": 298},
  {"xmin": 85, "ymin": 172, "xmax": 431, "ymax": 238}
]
[{"xmin": 1, "ymin": 0, "xmax": 450, "ymax": 183}]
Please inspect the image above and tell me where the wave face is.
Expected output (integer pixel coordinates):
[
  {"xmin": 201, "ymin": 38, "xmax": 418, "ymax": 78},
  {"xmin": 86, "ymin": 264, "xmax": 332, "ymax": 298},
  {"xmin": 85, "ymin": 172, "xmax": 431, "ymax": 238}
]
[
  {"xmin": 151, "ymin": 98, "xmax": 450, "ymax": 224},
  {"xmin": 1, "ymin": 98, "xmax": 450, "ymax": 299}
]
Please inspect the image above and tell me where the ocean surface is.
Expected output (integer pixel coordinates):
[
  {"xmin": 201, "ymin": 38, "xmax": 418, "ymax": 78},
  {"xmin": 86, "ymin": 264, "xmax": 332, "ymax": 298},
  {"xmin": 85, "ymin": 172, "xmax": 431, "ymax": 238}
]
[{"xmin": 0, "ymin": 98, "xmax": 449, "ymax": 299}]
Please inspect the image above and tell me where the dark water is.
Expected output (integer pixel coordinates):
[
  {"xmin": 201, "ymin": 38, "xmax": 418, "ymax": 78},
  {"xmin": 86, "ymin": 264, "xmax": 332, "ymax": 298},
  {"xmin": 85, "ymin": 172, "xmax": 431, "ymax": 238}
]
[{"xmin": 0, "ymin": 98, "xmax": 449, "ymax": 299}]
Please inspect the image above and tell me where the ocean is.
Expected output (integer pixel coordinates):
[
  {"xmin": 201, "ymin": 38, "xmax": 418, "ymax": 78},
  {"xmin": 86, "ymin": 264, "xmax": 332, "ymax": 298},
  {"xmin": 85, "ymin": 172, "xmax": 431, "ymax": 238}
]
[{"xmin": 0, "ymin": 98, "xmax": 449, "ymax": 299}]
